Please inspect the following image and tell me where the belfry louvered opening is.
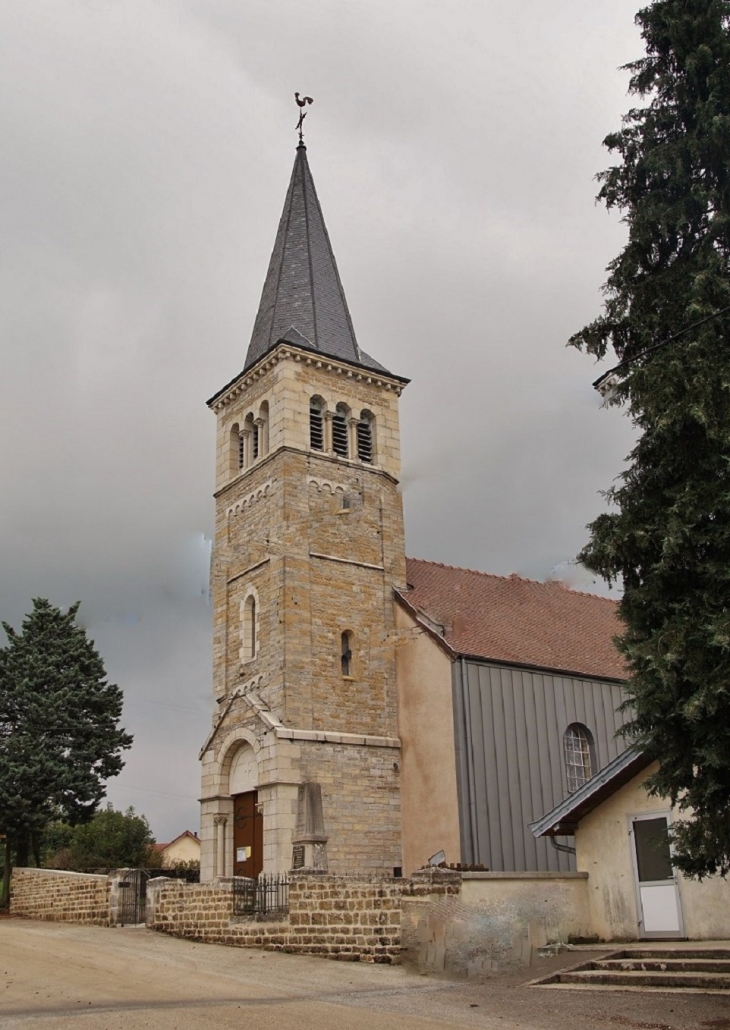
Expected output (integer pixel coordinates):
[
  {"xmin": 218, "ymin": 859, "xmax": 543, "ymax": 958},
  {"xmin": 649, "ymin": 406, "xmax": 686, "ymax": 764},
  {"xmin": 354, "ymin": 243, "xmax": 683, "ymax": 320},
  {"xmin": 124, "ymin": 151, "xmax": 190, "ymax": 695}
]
[
  {"xmin": 310, "ymin": 398, "xmax": 324, "ymax": 451},
  {"xmin": 238, "ymin": 431, "xmax": 245, "ymax": 469},
  {"xmin": 332, "ymin": 413, "xmax": 348, "ymax": 457},
  {"xmin": 357, "ymin": 414, "xmax": 373, "ymax": 463}
]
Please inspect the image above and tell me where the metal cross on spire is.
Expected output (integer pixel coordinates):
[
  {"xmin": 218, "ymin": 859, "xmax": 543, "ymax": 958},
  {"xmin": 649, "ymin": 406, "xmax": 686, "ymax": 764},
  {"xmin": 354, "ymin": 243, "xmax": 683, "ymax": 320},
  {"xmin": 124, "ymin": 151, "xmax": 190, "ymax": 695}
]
[{"xmin": 295, "ymin": 92, "xmax": 314, "ymax": 143}]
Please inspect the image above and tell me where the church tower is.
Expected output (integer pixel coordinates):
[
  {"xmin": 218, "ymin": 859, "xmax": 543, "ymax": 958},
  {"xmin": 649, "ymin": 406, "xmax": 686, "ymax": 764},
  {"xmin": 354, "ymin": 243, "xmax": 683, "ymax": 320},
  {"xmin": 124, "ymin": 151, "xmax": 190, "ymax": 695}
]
[{"xmin": 199, "ymin": 142, "xmax": 409, "ymax": 880}]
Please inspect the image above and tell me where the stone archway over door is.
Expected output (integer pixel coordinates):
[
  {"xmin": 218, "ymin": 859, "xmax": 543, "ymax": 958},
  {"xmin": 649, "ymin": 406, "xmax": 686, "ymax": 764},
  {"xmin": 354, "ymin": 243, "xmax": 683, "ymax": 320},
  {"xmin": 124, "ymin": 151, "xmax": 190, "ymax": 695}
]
[
  {"xmin": 233, "ymin": 792, "xmax": 263, "ymax": 877},
  {"xmin": 228, "ymin": 743, "xmax": 261, "ymax": 877}
]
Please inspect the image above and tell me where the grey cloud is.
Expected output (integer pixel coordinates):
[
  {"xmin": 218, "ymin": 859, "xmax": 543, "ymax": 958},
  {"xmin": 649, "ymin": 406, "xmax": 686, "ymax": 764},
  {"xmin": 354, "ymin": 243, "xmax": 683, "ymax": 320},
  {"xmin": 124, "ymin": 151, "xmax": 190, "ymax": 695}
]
[{"xmin": 1, "ymin": 0, "xmax": 639, "ymax": 839}]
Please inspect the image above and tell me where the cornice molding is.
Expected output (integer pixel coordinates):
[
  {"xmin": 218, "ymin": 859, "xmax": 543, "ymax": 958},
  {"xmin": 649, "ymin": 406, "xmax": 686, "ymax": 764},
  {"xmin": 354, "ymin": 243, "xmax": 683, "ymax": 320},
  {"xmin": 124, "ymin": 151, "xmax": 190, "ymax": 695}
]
[{"xmin": 208, "ymin": 341, "xmax": 407, "ymax": 413}]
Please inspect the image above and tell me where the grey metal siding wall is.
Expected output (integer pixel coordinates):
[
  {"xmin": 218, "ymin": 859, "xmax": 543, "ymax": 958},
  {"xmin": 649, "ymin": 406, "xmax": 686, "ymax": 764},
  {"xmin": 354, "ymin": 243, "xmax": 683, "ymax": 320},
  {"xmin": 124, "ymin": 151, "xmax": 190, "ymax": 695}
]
[{"xmin": 452, "ymin": 660, "xmax": 629, "ymax": 872}]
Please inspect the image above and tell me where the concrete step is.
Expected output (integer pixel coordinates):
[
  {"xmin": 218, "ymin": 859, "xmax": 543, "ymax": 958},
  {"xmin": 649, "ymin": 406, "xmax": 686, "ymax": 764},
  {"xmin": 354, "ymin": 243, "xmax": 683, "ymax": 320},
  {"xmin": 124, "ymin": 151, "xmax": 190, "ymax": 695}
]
[
  {"xmin": 610, "ymin": 948, "xmax": 730, "ymax": 960},
  {"xmin": 558, "ymin": 969, "xmax": 730, "ymax": 990},
  {"xmin": 597, "ymin": 958, "xmax": 730, "ymax": 974}
]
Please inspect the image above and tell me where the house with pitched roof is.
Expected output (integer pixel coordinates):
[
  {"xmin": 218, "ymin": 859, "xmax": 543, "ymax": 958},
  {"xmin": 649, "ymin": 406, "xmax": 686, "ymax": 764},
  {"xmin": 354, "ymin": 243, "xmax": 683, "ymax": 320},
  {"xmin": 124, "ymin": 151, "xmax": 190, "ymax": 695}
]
[
  {"xmin": 198, "ymin": 138, "xmax": 629, "ymax": 881},
  {"xmin": 152, "ymin": 830, "xmax": 201, "ymax": 869},
  {"xmin": 529, "ymin": 750, "xmax": 730, "ymax": 941}
]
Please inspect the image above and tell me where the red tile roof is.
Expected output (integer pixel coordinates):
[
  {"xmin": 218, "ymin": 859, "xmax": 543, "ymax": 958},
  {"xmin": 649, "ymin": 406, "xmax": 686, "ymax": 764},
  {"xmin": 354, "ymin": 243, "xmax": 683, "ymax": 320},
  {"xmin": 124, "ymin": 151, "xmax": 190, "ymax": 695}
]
[{"xmin": 400, "ymin": 558, "xmax": 625, "ymax": 681}]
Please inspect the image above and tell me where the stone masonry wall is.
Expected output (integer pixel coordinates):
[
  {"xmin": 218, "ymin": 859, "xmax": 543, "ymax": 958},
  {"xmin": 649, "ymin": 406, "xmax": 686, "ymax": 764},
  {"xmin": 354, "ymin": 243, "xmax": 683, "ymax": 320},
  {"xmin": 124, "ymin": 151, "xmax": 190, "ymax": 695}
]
[
  {"xmin": 201, "ymin": 350, "xmax": 407, "ymax": 880},
  {"xmin": 10, "ymin": 867, "xmax": 590, "ymax": 976},
  {"xmin": 296, "ymin": 741, "xmax": 401, "ymax": 874},
  {"xmin": 11, "ymin": 868, "xmax": 110, "ymax": 925},
  {"xmin": 147, "ymin": 870, "xmax": 460, "ymax": 964}
]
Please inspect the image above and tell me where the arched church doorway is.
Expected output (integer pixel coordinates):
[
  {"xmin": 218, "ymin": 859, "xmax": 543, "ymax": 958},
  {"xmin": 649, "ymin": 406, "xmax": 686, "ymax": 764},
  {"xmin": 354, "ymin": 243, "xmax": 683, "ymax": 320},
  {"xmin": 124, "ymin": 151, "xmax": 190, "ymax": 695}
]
[{"xmin": 228, "ymin": 742, "xmax": 262, "ymax": 878}]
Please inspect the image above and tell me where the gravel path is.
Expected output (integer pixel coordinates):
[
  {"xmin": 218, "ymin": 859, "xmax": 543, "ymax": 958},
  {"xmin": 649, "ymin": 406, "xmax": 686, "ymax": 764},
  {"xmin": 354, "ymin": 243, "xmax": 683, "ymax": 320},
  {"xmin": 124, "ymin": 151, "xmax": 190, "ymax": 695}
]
[{"xmin": 1, "ymin": 918, "xmax": 728, "ymax": 1030}]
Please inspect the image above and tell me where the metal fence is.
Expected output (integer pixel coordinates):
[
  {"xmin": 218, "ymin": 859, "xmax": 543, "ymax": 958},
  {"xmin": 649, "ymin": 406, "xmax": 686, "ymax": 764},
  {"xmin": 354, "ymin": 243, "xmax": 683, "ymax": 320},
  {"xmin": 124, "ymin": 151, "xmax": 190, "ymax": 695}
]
[{"xmin": 232, "ymin": 873, "xmax": 290, "ymax": 918}]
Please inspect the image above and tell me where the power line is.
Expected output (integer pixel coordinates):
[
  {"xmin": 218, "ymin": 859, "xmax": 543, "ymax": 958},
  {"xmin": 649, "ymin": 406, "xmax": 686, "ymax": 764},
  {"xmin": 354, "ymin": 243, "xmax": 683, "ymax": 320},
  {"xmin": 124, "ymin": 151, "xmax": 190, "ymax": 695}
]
[{"xmin": 593, "ymin": 304, "xmax": 730, "ymax": 397}]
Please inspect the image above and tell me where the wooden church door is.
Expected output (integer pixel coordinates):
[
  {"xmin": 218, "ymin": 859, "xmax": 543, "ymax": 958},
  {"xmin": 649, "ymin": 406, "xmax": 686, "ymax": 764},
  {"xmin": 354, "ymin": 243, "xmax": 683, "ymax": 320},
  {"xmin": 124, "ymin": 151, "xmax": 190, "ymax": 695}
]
[{"xmin": 233, "ymin": 790, "xmax": 263, "ymax": 878}]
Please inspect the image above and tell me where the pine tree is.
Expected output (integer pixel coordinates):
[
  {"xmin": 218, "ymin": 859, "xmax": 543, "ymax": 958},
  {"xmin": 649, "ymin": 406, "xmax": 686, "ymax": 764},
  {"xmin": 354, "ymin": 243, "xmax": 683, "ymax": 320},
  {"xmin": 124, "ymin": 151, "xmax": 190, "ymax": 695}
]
[
  {"xmin": 0, "ymin": 599, "xmax": 133, "ymax": 903},
  {"xmin": 571, "ymin": 0, "xmax": 730, "ymax": 876}
]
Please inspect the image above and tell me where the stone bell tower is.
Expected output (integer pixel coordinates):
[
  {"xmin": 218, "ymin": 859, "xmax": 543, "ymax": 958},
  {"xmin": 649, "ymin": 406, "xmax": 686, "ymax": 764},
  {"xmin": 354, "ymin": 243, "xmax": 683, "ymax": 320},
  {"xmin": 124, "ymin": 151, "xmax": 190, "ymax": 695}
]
[{"xmin": 199, "ymin": 141, "xmax": 409, "ymax": 881}]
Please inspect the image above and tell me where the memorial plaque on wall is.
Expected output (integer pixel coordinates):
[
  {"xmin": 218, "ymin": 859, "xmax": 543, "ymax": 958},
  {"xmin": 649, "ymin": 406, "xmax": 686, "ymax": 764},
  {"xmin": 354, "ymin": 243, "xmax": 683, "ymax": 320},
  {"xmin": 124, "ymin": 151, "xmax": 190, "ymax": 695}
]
[{"xmin": 292, "ymin": 845, "xmax": 305, "ymax": 869}]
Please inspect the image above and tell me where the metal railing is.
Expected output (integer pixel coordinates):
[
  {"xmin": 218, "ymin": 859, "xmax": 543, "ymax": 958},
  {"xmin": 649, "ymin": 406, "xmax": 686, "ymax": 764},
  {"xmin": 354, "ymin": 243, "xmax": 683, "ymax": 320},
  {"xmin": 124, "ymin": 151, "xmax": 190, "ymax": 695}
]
[{"xmin": 232, "ymin": 873, "xmax": 289, "ymax": 918}]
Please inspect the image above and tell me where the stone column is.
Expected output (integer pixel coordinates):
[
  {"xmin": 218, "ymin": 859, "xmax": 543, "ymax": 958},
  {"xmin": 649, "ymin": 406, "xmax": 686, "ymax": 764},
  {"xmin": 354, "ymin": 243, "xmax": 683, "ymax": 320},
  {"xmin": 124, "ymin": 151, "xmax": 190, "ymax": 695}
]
[
  {"xmin": 348, "ymin": 417, "xmax": 359, "ymax": 461},
  {"xmin": 254, "ymin": 417, "xmax": 265, "ymax": 458},
  {"xmin": 214, "ymin": 815, "xmax": 227, "ymax": 879},
  {"xmin": 323, "ymin": 411, "xmax": 334, "ymax": 454},
  {"xmin": 241, "ymin": 430, "xmax": 252, "ymax": 469}
]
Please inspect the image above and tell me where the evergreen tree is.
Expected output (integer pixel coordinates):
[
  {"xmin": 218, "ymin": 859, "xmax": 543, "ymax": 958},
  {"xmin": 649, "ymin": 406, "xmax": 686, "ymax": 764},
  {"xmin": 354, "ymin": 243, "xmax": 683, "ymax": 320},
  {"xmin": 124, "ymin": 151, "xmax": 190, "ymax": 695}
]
[
  {"xmin": 571, "ymin": 0, "xmax": 730, "ymax": 876},
  {"xmin": 0, "ymin": 599, "xmax": 132, "ymax": 903}
]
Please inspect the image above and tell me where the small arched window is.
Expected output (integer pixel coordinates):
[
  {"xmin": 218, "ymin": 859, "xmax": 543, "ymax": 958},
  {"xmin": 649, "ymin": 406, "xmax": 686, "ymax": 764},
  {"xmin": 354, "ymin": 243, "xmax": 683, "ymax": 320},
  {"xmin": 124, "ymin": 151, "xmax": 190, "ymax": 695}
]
[
  {"xmin": 357, "ymin": 411, "xmax": 375, "ymax": 464},
  {"xmin": 332, "ymin": 404, "xmax": 349, "ymax": 457},
  {"xmin": 229, "ymin": 423, "xmax": 242, "ymax": 475},
  {"xmin": 310, "ymin": 397, "xmax": 324, "ymax": 451},
  {"xmin": 242, "ymin": 594, "xmax": 257, "ymax": 660},
  {"xmin": 564, "ymin": 723, "xmax": 594, "ymax": 793},
  {"xmin": 341, "ymin": 631, "xmax": 353, "ymax": 677}
]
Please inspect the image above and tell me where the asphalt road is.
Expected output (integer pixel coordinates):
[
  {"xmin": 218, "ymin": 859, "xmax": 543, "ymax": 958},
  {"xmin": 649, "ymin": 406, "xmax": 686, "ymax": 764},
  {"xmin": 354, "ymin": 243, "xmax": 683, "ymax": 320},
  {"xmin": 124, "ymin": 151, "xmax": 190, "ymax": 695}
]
[{"xmin": 1, "ymin": 918, "xmax": 729, "ymax": 1030}]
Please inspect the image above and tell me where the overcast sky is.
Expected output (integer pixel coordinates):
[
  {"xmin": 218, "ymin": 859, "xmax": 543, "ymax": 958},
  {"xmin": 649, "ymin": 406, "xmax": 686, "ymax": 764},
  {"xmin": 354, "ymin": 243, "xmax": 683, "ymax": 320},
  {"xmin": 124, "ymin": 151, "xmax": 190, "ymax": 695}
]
[{"xmin": 0, "ymin": 0, "xmax": 642, "ymax": 841}]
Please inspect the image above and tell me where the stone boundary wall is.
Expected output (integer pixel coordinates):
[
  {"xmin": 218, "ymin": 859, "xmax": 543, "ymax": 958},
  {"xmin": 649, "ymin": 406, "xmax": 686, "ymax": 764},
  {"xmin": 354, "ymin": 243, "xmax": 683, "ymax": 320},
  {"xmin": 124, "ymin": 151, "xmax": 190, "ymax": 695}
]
[
  {"xmin": 11, "ymin": 868, "xmax": 111, "ymax": 926},
  {"xmin": 10, "ymin": 866, "xmax": 592, "ymax": 975},
  {"xmin": 147, "ymin": 869, "xmax": 461, "ymax": 963}
]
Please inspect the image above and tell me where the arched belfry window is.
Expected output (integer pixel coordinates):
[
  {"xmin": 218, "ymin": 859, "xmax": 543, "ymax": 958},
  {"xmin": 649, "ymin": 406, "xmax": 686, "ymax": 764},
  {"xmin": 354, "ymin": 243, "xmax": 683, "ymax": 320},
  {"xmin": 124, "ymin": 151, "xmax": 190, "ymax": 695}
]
[
  {"xmin": 357, "ymin": 411, "xmax": 375, "ymax": 464},
  {"xmin": 564, "ymin": 723, "xmax": 594, "ymax": 793},
  {"xmin": 341, "ymin": 631, "xmax": 353, "ymax": 677},
  {"xmin": 332, "ymin": 404, "xmax": 349, "ymax": 458},
  {"xmin": 310, "ymin": 397, "xmax": 324, "ymax": 451},
  {"xmin": 241, "ymin": 591, "xmax": 258, "ymax": 662},
  {"xmin": 230, "ymin": 423, "xmax": 243, "ymax": 475}
]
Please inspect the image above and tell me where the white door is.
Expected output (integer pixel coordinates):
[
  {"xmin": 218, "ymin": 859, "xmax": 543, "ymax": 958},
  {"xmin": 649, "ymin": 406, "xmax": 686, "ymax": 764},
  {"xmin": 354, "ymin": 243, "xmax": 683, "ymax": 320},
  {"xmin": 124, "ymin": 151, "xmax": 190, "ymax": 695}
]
[{"xmin": 629, "ymin": 814, "xmax": 684, "ymax": 939}]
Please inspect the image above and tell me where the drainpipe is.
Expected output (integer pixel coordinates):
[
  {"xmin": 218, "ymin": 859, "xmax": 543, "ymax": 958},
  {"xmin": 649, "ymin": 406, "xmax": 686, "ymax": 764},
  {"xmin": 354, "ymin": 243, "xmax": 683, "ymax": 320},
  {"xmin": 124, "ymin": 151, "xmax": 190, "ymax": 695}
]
[{"xmin": 550, "ymin": 836, "xmax": 576, "ymax": 857}]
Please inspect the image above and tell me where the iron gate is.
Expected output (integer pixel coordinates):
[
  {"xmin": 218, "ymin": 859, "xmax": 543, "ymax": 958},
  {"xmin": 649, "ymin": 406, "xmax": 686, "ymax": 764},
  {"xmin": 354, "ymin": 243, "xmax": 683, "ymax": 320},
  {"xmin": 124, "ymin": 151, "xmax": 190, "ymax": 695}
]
[
  {"xmin": 232, "ymin": 874, "xmax": 289, "ymax": 918},
  {"xmin": 118, "ymin": 868, "xmax": 150, "ymax": 925}
]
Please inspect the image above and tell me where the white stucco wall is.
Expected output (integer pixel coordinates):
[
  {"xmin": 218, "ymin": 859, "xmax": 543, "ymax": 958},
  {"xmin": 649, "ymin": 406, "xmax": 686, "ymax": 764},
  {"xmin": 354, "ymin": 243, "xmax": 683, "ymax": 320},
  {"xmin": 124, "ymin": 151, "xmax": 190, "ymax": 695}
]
[{"xmin": 575, "ymin": 762, "xmax": 730, "ymax": 940}]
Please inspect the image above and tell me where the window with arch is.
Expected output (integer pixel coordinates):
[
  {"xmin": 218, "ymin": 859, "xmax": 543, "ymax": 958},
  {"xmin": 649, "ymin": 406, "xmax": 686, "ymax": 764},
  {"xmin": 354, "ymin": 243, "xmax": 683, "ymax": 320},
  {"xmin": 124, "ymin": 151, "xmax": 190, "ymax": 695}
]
[
  {"xmin": 241, "ymin": 593, "xmax": 257, "ymax": 661},
  {"xmin": 341, "ymin": 630, "xmax": 353, "ymax": 677},
  {"xmin": 564, "ymin": 723, "xmax": 594, "ymax": 793},
  {"xmin": 332, "ymin": 404, "xmax": 349, "ymax": 457},
  {"xmin": 310, "ymin": 397, "xmax": 324, "ymax": 451},
  {"xmin": 229, "ymin": 423, "xmax": 243, "ymax": 475},
  {"xmin": 357, "ymin": 411, "xmax": 375, "ymax": 463}
]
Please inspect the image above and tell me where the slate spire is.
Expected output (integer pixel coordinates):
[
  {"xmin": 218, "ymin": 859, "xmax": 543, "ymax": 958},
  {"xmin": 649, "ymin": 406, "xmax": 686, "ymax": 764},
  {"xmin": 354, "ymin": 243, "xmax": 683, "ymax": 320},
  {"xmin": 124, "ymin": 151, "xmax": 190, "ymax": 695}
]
[{"xmin": 244, "ymin": 143, "xmax": 390, "ymax": 375}]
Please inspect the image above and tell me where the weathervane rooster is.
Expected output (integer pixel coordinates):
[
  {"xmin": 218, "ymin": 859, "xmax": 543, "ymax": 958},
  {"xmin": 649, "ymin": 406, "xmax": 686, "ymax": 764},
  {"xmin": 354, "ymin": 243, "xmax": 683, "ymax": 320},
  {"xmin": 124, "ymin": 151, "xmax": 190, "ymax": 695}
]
[{"xmin": 295, "ymin": 92, "xmax": 314, "ymax": 142}]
